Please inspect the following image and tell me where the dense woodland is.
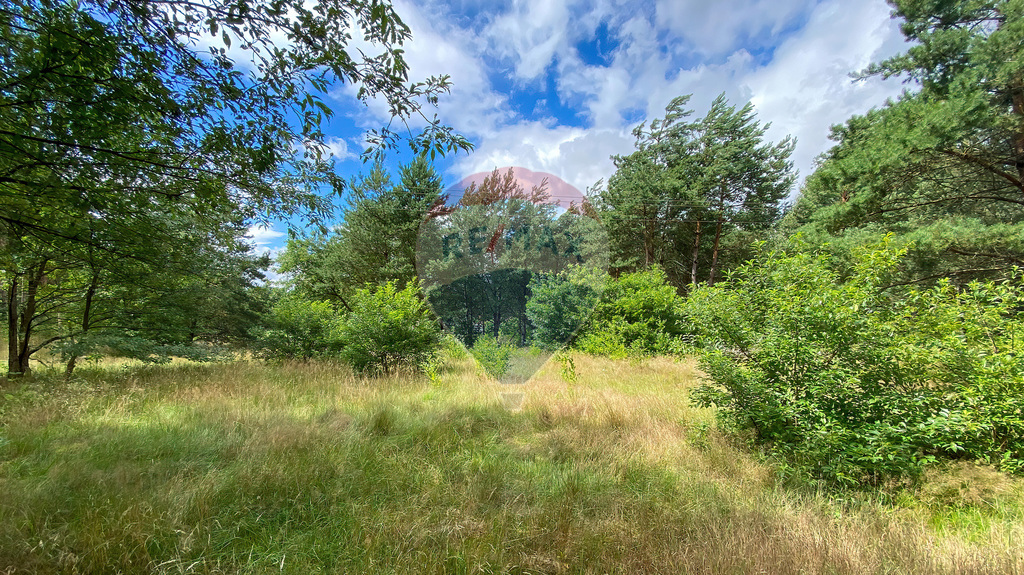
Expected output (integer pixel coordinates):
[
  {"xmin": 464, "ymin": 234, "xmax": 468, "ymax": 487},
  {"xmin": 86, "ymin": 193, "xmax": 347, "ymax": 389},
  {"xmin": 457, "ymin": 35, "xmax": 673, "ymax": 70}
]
[{"xmin": 2, "ymin": 0, "xmax": 1024, "ymax": 487}]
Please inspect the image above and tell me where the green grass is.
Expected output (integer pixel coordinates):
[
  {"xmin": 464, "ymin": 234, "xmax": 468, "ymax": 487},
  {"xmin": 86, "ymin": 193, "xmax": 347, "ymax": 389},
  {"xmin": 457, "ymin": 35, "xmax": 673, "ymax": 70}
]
[{"xmin": 1, "ymin": 355, "xmax": 1023, "ymax": 574}]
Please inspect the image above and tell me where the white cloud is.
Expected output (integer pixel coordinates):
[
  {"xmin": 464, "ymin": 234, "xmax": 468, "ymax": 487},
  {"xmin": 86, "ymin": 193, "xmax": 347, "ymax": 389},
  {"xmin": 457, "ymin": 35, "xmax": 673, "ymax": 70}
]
[
  {"xmin": 245, "ymin": 224, "xmax": 288, "ymax": 283},
  {"xmin": 333, "ymin": 0, "xmax": 513, "ymax": 138},
  {"xmin": 245, "ymin": 224, "xmax": 286, "ymax": 251},
  {"xmin": 324, "ymin": 136, "xmax": 357, "ymax": 161},
  {"xmin": 485, "ymin": 0, "xmax": 572, "ymax": 82},
  {"xmin": 451, "ymin": 122, "xmax": 635, "ymax": 194},
  {"xmin": 654, "ymin": 0, "xmax": 815, "ymax": 56},
  {"xmin": 536, "ymin": 0, "xmax": 907, "ymax": 192},
  {"xmin": 743, "ymin": 0, "xmax": 908, "ymax": 188},
  {"xmin": 333, "ymin": 0, "xmax": 911, "ymax": 200}
]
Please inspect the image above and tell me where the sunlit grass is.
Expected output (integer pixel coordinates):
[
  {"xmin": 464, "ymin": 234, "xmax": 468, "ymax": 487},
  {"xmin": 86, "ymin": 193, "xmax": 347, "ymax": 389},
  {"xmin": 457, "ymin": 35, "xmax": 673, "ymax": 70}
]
[{"xmin": 1, "ymin": 354, "xmax": 1022, "ymax": 573}]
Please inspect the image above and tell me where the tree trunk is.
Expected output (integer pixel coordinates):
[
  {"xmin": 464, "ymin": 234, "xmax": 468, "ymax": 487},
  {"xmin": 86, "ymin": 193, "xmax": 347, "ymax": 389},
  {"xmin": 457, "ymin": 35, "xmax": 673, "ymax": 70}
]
[
  {"xmin": 6, "ymin": 275, "xmax": 19, "ymax": 378},
  {"xmin": 1011, "ymin": 74, "xmax": 1024, "ymax": 184},
  {"xmin": 708, "ymin": 216, "xmax": 724, "ymax": 286},
  {"xmin": 519, "ymin": 307, "xmax": 527, "ymax": 347},
  {"xmin": 518, "ymin": 274, "xmax": 529, "ymax": 347},
  {"xmin": 1002, "ymin": 5, "xmax": 1024, "ymax": 184},
  {"xmin": 642, "ymin": 204, "xmax": 655, "ymax": 267},
  {"xmin": 690, "ymin": 220, "xmax": 702, "ymax": 286},
  {"xmin": 488, "ymin": 275, "xmax": 499, "ymax": 339},
  {"xmin": 15, "ymin": 263, "xmax": 46, "ymax": 376},
  {"xmin": 463, "ymin": 282, "xmax": 474, "ymax": 346},
  {"xmin": 644, "ymin": 230, "xmax": 653, "ymax": 267},
  {"xmin": 65, "ymin": 272, "xmax": 99, "ymax": 378},
  {"xmin": 64, "ymin": 355, "xmax": 78, "ymax": 379}
]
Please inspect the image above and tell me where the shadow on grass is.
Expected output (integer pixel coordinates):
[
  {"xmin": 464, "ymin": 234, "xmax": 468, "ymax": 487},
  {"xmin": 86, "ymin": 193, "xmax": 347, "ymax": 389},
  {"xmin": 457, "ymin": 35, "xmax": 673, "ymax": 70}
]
[{"xmin": 0, "ymin": 359, "xmax": 1022, "ymax": 574}]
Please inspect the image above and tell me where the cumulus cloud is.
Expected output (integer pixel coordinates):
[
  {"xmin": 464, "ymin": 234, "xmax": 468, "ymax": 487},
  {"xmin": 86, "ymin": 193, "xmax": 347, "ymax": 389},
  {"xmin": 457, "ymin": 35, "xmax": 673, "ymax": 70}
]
[
  {"xmin": 245, "ymin": 224, "xmax": 288, "ymax": 283},
  {"xmin": 332, "ymin": 0, "xmax": 513, "ymax": 138},
  {"xmin": 324, "ymin": 136, "xmax": 357, "ymax": 162},
  {"xmin": 743, "ymin": 0, "xmax": 908, "ymax": 187},
  {"xmin": 451, "ymin": 122, "xmax": 635, "ymax": 193},
  {"xmin": 334, "ymin": 0, "xmax": 911, "ymax": 197},
  {"xmin": 485, "ymin": 0, "xmax": 572, "ymax": 82},
  {"xmin": 245, "ymin": 224, "xmax": 286, "ymax": 252},
  {"xmin": 654, "ymin": 0, "xmax": 816, "ymax": 56}
]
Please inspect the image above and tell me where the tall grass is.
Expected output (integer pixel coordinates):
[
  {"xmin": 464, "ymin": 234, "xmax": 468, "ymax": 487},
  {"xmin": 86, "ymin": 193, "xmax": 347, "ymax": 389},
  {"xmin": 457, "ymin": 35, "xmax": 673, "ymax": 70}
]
[{"xmin": 1, "ymin": 355, "xmax": 1022, "ymax": 574}]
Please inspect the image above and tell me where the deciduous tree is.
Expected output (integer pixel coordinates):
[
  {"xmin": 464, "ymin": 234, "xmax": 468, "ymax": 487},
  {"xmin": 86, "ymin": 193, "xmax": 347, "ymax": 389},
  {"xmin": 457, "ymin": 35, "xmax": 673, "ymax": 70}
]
[{"xmin": 1, "ymin": 0, "xmax": 469, "ymax": 376}]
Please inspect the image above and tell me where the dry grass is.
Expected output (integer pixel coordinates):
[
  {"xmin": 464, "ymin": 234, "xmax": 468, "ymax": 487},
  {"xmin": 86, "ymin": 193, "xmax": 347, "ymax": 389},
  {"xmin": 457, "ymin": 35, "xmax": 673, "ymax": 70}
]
[{"xmin": 0, "ymin": 353, "xmax": 1022, "ymax": 574}]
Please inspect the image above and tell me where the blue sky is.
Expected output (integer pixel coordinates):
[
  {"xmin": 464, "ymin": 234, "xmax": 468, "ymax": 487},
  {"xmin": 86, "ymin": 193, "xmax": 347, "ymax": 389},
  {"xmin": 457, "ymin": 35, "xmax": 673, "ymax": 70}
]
[{"xmin": 247, "ymin": 0, "xmax": 911, "ymax": 258}]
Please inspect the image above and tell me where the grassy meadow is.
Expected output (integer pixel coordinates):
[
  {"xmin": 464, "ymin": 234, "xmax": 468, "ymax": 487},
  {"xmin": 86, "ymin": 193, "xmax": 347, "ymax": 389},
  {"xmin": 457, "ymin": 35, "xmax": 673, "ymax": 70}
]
[{"xmin": 0, "ymin": 354, "xmax": 1022, "ymax": 574}]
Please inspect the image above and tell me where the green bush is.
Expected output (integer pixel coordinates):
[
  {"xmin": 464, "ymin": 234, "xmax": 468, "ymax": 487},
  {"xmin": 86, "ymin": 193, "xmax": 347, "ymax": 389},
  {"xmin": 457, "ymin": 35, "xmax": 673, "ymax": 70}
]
[
  {"xmin": 526, "ymin": 266, "xmax": 605, "ymax": 349},
  {"xmin": 251, "ymin": 296, "xmax": 344, "ymax": 360},
  {"xmin": 573, "ymin": 318, "xmax": 631, "ymax": 359},
  {"xmin": 57, "ymin": 334, "xmax": 228, "ymax": 366},
  {"xmin": 687, "ymin": 237, "xmax": 1024, "ymax": 486},
  {"xmin": 577, "ymin": 266, "xmax": 688, "ymax": 357},
  {"xmin": 440, "ymin": 333, "xmax": 469, "ymax": 360},
  {"xmin": 469, "ymin": 334, "xmax": 513, "ymax": 378},
  {"xmin": 338, "ymin": 280, "xmax": 442, "ymax": 374},
  {"xmin": 527, "ymin": 265, "xmax": 688, "ymax": 357}
]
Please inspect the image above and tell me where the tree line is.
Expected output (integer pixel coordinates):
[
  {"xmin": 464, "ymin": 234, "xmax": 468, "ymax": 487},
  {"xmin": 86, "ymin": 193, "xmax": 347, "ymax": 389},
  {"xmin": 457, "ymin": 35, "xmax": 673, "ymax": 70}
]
[
  {"xmin": 2, "ymin": 0, "xmax": 1023, "ymax": 486},
  {"xmin": 214, "ymin": 0, "xmax": 1024, "ymax": 485},
  {"xmin": 0, "ymin": 0, "xmax": 469, "ymax": 376}
]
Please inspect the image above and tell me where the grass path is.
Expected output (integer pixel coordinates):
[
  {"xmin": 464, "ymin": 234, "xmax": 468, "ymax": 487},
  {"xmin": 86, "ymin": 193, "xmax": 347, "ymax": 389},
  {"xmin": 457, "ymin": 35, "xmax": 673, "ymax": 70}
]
[{"xmin": 1, "ymin": 355, "xmax": 1022, "ymax": 574}]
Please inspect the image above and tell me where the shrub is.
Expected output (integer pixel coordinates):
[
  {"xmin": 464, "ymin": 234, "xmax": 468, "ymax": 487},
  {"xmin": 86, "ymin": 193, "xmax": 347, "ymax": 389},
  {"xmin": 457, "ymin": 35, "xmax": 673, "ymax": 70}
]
[
  {"xmin": 338, "ymin": 280, "xmax": 442, "ymax": 374},
  {"xmin": 440, "ymin": 333, "xmax": 469, "ymax": 360},
  {"xmin": 687, "ymin": 237, "xmax": 1024, "ymax": 486},
  {"xmin": 573, "ymin": 317, "xmax": 631, "ymax": 359},
  {"xmin": 577, "ymin": 266, "xmax": 688, "ymax": 356},
  {"xmin": 251, "ymin": 296, "xmax": 343, "ymax": 360},
  {"xmin": 527, "ymin": 265, "xmax": 688, "ymax": 357},
  {"xmin": 526, "ymin": 266, "xmax": 605, "ymax": 349},
  {"xmin": 469, "ymin": 334, "xmax": 513, "ymax": 378}
]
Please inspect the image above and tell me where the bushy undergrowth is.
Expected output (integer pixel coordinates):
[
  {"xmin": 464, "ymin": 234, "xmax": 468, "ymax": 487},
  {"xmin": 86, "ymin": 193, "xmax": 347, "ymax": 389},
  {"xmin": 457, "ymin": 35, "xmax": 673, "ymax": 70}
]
[
  {"xmin": 528, "ymin": 266, "xmax": 689, "ymax": 357},
  {"xmin": 469, "ymin": 334, "xmax": 513, "ymax": 377},
  {"xmin": 250, "ymin": 296, "xmax": 344, "ymax": 360},
  {"xmin": 338, "ymin": 280, "xmax": 442, "ymax": 374},
  {"xmin": 57, "ymin": 334, "xmax": 229, "ymax": 366},
  {"xmin": 576, "ymin": 267, "xmax": 689, "ymax": 357},
  {"xmin": 251, "ymin": 281, "xmax": 442, "ymax": 374},
  {"xmin": 526, "ymin": 266, "xmax": 604, "ymax": 349},
  {"xmin": 688, "ymin": 237, "xmax": 1024, "ymax": 486},
  {"xmin": 2, "ymin": 358, "xmax": 1022, "ymax": 574}
]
